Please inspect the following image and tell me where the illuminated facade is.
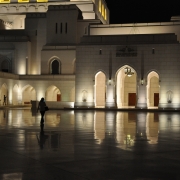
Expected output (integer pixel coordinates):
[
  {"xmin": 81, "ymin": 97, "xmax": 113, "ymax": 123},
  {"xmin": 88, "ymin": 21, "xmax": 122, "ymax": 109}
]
[{"xmin": 0, "ymin": 0, "xmax": 180, "ymax": 109}]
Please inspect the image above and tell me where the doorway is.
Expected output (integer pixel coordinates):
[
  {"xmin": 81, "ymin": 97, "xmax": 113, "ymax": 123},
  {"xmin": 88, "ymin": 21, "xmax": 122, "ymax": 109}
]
[
  {"xmin": 128, "ymin": 93, "xmax": 136, "ymax": 106},
  {"xmin": 57, "ymin": 94, "xmax": 61, "ymax": 101},
  {"xmin": 154, "ymin": 93, "xmax": 159, "ymax": 106}
]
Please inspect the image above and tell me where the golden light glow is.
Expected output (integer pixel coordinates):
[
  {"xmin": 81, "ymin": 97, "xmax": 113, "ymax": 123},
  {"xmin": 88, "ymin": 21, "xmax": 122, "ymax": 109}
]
[
  {"xmin": 18, "ymin": 0, "xmax": 29, "ymax": 3},
  {"xmin": 105, "ymin": 9, "xmax": 107, "ymax": 20},
  {"xmin": 37, "ymin": 0, "xmax": 48, "ymax": 2},
  {"xmin": 102, "ymin": 4, "xmax": 104, "ymax": 17},
  {"xmin": 99, "ymin": 0, "xmax": 101, "ymax": 13},
  {"xmin": 0, "ymin": 0, "xmax": 10, "ymax": 3}
]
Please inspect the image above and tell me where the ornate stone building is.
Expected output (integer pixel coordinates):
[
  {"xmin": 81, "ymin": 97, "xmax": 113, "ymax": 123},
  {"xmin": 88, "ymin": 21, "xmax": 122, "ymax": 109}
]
[{"xmin": 0, "ymin": 0, "xmax": 180, "ymax": 109}]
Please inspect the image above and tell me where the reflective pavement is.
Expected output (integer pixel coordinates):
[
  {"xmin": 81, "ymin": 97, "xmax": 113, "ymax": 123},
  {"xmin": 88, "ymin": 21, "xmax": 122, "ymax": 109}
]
[{"xmin": 0, "ymin": 108, "xmax": 180, "ymax": 180}]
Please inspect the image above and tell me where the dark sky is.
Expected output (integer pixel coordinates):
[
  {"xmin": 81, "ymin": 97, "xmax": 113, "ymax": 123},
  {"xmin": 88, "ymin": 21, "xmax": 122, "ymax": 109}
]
[{"xmin": 105, "ymin": 0, "xmax": 180, "ymax": 24}]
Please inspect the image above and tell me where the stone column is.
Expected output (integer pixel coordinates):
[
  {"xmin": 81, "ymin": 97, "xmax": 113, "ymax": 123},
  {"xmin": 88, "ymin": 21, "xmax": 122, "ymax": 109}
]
[
  {"xmin": 105, "ymin": 80, "xmax": 117, "ymax": 108},
  {"xmin": 136, "ymin": 81, "xmax": 147, "ymax": 109}
]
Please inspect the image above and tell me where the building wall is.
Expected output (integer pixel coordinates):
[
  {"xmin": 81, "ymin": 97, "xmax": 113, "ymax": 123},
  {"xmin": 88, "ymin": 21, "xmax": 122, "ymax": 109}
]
[
  {"xmin": 90, "ymin": 23, "xmax": 180, "ymax": 41},
  {"xmin": 25, "ymin": 13, "xmax": 47, "ymax": 74},
  {"xmin": 41, "ymin": 48, "xmax": 76, "ymax": 74},
  {"xmin": 75, "ymin": 42, "xmax": 180, "ymax": 108}
]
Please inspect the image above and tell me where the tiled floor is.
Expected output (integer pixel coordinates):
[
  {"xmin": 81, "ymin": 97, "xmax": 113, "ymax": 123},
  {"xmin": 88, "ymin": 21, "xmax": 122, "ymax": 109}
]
[{"xmin": 0, "ymin": 108, "xmax": 180, "ymax": 180}]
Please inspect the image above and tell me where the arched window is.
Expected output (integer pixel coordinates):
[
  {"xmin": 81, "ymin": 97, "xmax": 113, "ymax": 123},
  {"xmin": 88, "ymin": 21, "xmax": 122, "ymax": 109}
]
[
  {"xmin": 1, "ymin": 60, "xmax": 10, "ymax": 72},
  {"xmin": 51, "ymin": 60, "xmax": 60, "ymax": 74}
]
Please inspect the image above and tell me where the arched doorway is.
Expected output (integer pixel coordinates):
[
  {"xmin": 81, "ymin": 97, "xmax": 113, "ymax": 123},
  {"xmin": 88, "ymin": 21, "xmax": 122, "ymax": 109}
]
[
  {"xmin": 0, "ymin": 59, "xmax": 11, "ymax": 73},
  {"xmin": 147, "ymin": 71, "xmax": 159, "ymax": 108},
  {"xmin": 45, "ymin": 85, "xmax": 61, "ymax": 101},
  {"xmin": 116, "ymin": 66, "xmax": 137, "ymax": 108},
  {"xmin": 51, "ymin": 60, "xmax": 60, "ymax": 74},
  {"xmin": 22, "ymin": 85, "xmax": 36, "ymax": 104},
  {"xmin": 0, "ymin": 83, "xmax": 8, "ymax": 105},
  {"xmin": 95, "ymin": 71, "xmax": 106, "ymax": 107}
]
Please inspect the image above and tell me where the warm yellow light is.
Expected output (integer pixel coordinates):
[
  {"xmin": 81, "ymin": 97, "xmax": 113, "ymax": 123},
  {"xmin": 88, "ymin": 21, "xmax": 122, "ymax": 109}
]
[
  {"xmin": 99, "ymin": 0, "xmax": 101, "ymax": 13},
  {"xmin": 18, "ymin": 0, "xmax": 29, "ymax": 2},
  {"xmin": 105, "ymin": 9, "xmax": 107, "ymax": 20},
  {"xmin": 102, "ymin": 4, "xmax": 104, "ymax": 17},
  {"xmin": 0, "ymin": 0, "xmax": 10, "ymax": 3},
  {"xmin": 37, "ymin": 0, "xmax": 48, "ymax": 2}
]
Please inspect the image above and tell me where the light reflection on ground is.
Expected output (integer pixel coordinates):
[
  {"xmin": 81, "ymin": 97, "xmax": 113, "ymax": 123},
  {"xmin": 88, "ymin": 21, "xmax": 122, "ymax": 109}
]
[
  {"xmin": 0, "ymin": 109, "xmax": 180, "ymax": 150},
  {"xmin": 0, "ymin": 109, "xmax": 180, "ymax": 179}
]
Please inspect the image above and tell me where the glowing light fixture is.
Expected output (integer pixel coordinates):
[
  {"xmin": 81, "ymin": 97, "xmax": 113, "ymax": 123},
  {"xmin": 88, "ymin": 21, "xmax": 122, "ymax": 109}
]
[
  {"xmin": 124, "ymin": 67, "xmax": 134, "ymax": 77},
  {"xmin": 18, "ymin": 0, "xmax": 29, "ymax": 3},
  {"xmin": 0, "ymin": 0, "xmax": 10, "ymax": 3},
  {"xmin": 37, "ymin": 0, "xmax": 48, "ymax": 2}
]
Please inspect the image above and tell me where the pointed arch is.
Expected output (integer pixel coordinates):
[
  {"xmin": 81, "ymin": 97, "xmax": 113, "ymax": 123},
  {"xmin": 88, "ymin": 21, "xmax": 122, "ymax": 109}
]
[
  {"xmin": 95, "ymin": 71, "xmax": 106, "ymax": 107},
  {"xmin": 0, "ymin": 58, "xmax": 11, "ymax": 73},
  {"xmin": 147, "ymin": 71, "xmax": 160, "ymax": 108},
  {"xmin": 45, "ymin": 85, "xmax": 61, "ymax": 101},
  {"xmin": 49, "ymin": 56, "xmax": 61, "ymax": 74},
  {"xmin": 0, "ymin": 83, "xmax": 8, "ymax": 105},
  {"xmin": 22, "ymin": 84, "xmax": 36, "ymax": 104},
  {"xmin": 115, "ymin": 65, "xmax": 137, "ymax": 108}
]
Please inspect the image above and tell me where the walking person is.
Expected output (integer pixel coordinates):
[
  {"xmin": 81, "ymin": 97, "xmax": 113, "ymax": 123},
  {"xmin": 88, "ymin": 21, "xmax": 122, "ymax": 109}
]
[
  {"xmin": 37, "ymin": 98, "xmax": 47, "ymax": 123},
  {"xmin": 3, "ymin": 95, "xmax": 6, "ymax": 105}
]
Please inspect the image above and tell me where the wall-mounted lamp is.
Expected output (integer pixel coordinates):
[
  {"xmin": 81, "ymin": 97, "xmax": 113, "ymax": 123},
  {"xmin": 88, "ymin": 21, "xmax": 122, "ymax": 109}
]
[
  {"xmin": 99, "ymin": 49, "xmax": 102, "ymax": 55},
  {"xmin": 152, "ymin": 48, "xmax": 155, "ymax": 54},
  {"xmin": 141, "ymin": 79, "xmax": 144, "ymax": 85},
  {"xmin": 108, "ymin": 79, "xmax": 112, "ymax": 85}
]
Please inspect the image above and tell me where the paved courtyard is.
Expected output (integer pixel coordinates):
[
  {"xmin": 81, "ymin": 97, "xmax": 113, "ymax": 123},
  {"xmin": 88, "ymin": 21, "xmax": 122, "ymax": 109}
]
[{"xmin": 0, "ymin": 108, "xmax": 180, "ymax": 180}]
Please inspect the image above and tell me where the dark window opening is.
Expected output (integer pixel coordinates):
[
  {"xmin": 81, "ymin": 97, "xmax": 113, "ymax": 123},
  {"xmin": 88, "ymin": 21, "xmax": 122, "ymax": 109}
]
[
  {"xmin": 55, "ymin": 23, "xmax": 57, "ymax": 34},
  {"xmin": 65, "ymin": 23, "xmax": 67, "ymax": 34},
  {"xmin": 51, "ymin": 60, "xmax": 60, "ymax": 74},
  {"xmin": 60, "ymin": 23, "xmax": 63, "ymax": 34},
  {"xmin": 2, "ymin": 69, "xmax": 8, "ymax": 72}
]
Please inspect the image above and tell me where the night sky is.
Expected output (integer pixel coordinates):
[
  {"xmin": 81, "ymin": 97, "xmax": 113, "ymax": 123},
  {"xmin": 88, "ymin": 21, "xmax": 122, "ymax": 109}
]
[{"xmin": 105, "ymin": 0, "xmax": 180, "ymax": 24}]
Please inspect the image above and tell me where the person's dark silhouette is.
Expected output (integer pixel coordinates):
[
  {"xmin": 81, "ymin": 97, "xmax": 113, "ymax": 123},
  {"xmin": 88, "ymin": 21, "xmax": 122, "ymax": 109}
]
[
  {"xmin": 37, "ymin": 97, "xmax": 47, "ymax": 123},
  {"xmin": 3, "ymin": 95, "xmax": 6, "ymax": 105}
]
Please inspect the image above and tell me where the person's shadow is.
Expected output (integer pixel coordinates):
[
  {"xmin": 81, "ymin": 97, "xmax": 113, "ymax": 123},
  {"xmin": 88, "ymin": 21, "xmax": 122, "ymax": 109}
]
[{"xmin": 37, "ymin": 122, "xmax": 48, "ymax": 149}]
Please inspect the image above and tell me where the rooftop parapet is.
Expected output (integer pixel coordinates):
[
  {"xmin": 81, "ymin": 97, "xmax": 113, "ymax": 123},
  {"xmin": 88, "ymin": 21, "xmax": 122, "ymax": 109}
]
[{"xmin": 80, "ymin": 34, "xmax": 179, "ymax": 45}]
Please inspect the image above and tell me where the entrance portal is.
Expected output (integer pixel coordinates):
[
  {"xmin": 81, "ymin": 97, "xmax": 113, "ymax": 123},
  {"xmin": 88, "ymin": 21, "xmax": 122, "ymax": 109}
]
[
  {"xmin": 116, "ymin": 66, "xmax": 137, "ymax": 108},
  {"xmin": 128, "ymin": 93, "xmax": 136, "ymax": 106},
  {"xmin": 147, "ymin": 71, "xmax": 159, "ymax": 108},
  {"xmin": 154, "ymin": 93, "xmax": 159, "ymax": 106}
]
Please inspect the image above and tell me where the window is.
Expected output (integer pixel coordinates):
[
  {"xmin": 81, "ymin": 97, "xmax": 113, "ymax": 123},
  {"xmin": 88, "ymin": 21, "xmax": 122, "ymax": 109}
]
[
  {"xmin": 65, "ymin": 23, "xmax": 67, "ymax": 34},
  {"xmin": 1, "ymin": 60, "xmax": 10, "ymax": 72},
  {"xmin": 60, "ymin": 23, "xmax": 63, "ymax": 34},
  {"xmin": 0, "ymin": 0, "xmax": 10, "ymax": 3},
  {"xmin": 99, "ymin": 0, "xmax": 101, "ymax": 13},
  {"xmin": 105, "ymin": 9, "xmax": 107, "ymax": 20},
  {"xmin": 37, "ymin": 0, "xmax": 48, "ymax": 2},
  {"xmin": 102, "ymin": 4, "xmax": 104, "ymax": 17},
  {"xmin": 18, "ymin": 0, "xmax": 29, "ymax": 2},
  {"xmin": 55, "ymin": 23, "xmax": 57, "ymax": 34},
  {"xmin": 51, "ymin": 60, "xmax": 60, "ymax": 74}
]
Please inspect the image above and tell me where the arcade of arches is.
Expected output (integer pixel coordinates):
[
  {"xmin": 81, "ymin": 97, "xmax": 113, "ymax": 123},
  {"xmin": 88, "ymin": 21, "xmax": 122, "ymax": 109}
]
[
  {"xmin": 0, "ymin": 68, "xmax": 159, "ymax": 107},
  {"xmin": 0, "ymin": 84, "xmax": 64, "ymax": 105},
  {"xmin": 94, "ymin": 67, "xmax": 159, "ymax": 108}
]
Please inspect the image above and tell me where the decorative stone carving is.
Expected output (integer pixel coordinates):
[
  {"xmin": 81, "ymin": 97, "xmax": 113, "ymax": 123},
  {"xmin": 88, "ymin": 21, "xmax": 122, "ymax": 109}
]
[{"xmin": 116, "ymin": 46, "xmax": 137, "ymax": 57}]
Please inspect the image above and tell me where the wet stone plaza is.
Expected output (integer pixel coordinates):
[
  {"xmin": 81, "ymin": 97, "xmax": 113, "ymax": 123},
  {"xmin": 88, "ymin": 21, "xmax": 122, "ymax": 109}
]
[{"xmin": 0, "ymin": 108, "xmax": 180, "ymax": 180}]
